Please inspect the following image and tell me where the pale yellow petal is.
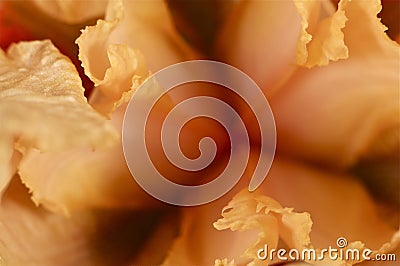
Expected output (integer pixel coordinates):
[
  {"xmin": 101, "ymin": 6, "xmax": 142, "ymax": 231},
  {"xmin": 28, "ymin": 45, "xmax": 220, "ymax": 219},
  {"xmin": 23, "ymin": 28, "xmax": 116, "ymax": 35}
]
[
  {"xmin": 294, "ymin": 0, "xmax": 349, "ymax": 67},
  {"xmin": 0, "ymin": 40, "xmax": 118, "ymax": 196}
]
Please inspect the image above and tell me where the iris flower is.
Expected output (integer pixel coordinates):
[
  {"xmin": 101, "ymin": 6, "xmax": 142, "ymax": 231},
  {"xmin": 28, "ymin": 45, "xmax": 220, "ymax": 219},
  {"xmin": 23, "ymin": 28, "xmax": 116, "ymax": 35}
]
[{"xmin": 0, "ymin": 0, "xmax": 398, "ymax": 265}]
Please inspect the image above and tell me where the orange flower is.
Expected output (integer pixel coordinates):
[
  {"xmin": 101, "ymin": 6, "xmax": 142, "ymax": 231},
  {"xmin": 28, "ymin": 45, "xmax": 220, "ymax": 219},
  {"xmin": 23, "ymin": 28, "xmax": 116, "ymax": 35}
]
[{"xmin": 0, "ymin": 0, "xmax": 398, "ymax": 265}]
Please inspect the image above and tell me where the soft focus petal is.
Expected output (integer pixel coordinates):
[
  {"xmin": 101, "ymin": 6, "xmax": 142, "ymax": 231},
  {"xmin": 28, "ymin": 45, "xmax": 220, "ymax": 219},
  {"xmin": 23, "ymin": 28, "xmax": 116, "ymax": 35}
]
[
  {"xmin": 162, "ymin": 156, "xmax": 398, "ymax": 265},
  {"xmin": 269, "ymin": 0, "xmax": 400, "ymax": 168},
  {"xmin": 216, "ymin": 0, "xmax": 302, "ymax": 94},
  {"xmin": 0, "ymin": 177, "xmax": 171, "ymax": 266},
  {"xmin": 162, "ymin": 194, "xmax": 258, "ymax": 266},
  {"xmin": 214, "ymin": 258, "xmax": 236, "ymax": 266},
  {"xmin": 31, "ymin": 0, "xmax": 107, "ymax": 24},
  {"xmin": 0, "ymin": 40, "xmax": 118, "ymax": 196},
  {"xmin": 0, "ymin": 178, "xmax": 97, "ymax": 265}
]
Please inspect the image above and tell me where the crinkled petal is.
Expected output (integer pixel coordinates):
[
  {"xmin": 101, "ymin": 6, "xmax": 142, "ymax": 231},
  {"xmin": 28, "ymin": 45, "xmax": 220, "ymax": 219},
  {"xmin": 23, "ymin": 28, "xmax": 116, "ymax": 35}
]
[
  {"xmin": 86, "ymin": 44, "xmax": 149, "ymax": 114},
  {"xmin": 31, "ymin": 0, "xmax": 107, "ymax": 24},
  {"xmin": 162, "ymin": 155, "xmax": 398, "ymax": 266},
  {"xmin": 294, "ymin": 0, "xmax": 349, "ymax": 67},
  {"xmin": 162, "ymin": 193, "xmax": 260, "ymax": 266},
  {"xmin": 213, "ymin": 190, "xmax": 313, "ymax": 265},
  {"xmin": 76, "ymin": 0, "xmax": 196, "ymax": 115},
  {"xmin": 269, "ymin": 0, "xmax": 400, "ymax": 168},
  {"xmin": 77, "ymin": 39, "xmax": 149, "ymax": 115},
  {"xmin": 262, "ymin": 159, "xmax": 398, "ymax": 250},
  {"xmin": 18, "ymin": 104, "xmax": 159, "ymax": 215},
  {"xmin": 76, "ymin": 0, "xmax": 149, "ymax": 115},
  {"xmin": 18, "ymin": 146, "xmax": 156, "ymax": 215},
  {"xmin": 0, "ymin": 40, "xmax": 118, "ymax": 196},
  {"xmin": 103, "ymin": 0, "xmax": 197, "ymax": 71},
  {"xmin": 20, "ymin": 0, "xmax": 204, "ymax": 213}
]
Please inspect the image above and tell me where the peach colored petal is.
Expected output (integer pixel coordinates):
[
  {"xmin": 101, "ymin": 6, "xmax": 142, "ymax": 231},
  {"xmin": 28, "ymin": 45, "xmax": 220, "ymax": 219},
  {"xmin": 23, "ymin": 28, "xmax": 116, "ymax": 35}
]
[
  {"xmin": 32, "ymin": 0, "xmax": 107, "ymax": 24},
  {"xmin": 162, "ymin": 198, "xmax": 259, "ymax": 266},
  {"xmin": 215, "ymin": 0, "xmax": 302, "ymax": 95},
  {"xmin": 22, "ymin": 0, "xmax": 204, "ymax": 213},
  {"xmin": 213, "ymin": 190, "xmax": 313, "ymax": 265},
  {"xmin": 293, "ymin": 0, "xmax": 320, "ymax": 66},
  {"xmin": 0, "ymin": 40, "xmax": 118, "ymax": 197},
  {"xmin": 18, "ymin": 103, "xmax": 159, "ymax": 215},
  {"xmin": 294, "ymin": 0, "xmax": 349, "ymax": 67},
  {"xmin": 76, "ymin": 7, "xmax": 149, "ymax": 114},
  {"xmin": 104, "ymin": 0, "xmax": 197, "ymax": 71},
  {"xmin": 162, "ymin": 155, "xmax": 398, "ymax": 266},
  {"xmin": 0, "ymin": 177, "xmax": 165, "ymax": 265},
  {"xmin": 270, "ymin": 58, "xmax": 399, "ymax": 169},
  {"xmin": 76, "ymin": 0, "xmax": 197, "ymax": 115},
  {"xmin": 85, "ymin": 43, "xmax": 148, "ymax": 115},
  {"xmin": 0, "ymin": 136, "xmax": 14, "ymax": 196},
  {"xmin": 262, "ymin": 159, "xmax": 398, "ymax": 250},
  {"xmin": 269, "ymin": 0, "xmax": 400, "ymax": 168},
  {"xmin": 0, "ymin": 178, "xmax": 97, "ymax": 265}
]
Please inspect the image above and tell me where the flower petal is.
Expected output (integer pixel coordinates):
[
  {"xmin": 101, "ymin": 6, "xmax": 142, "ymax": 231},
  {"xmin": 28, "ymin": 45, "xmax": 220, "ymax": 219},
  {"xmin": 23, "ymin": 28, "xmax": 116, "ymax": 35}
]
[
  {"xmin": 18, "ymin": 104, "xmax": 159, "ymax": 214},
  {"xmin": 215, "ymin": 0, "xmax": 303, "ymax": 94},
  {"xmin": 31, "ymin": 0, "xmax": 107, "ymax": 24},
  {"xmin": 294, "ymin": 0, "xmax": 349, "ymax": 67},
  {"xmin": 76, "ymin": 0, "xmax": 196, "ymax": 115},
  {"xmin": 0, "ymin": 40, "xmax": 118, "ymax": 196},
  {"xmin": 0, "ymin": 177, "xmax": 168, "ymax": 265},
  {"xmin": 213, "ymin": 190, "xmax": 312, "ymax": 265},
  {"xmin": 225, "ymin": 158, "xmax": 399, "ymax": 265},
  {"xmin": 161, "ymin": 156, "xmax": 398, "ymax": 265},
  {"xmin": 269, "ymin": 0, "xmax": 400, "ymax": 168},
  {"xmin": 21, "ymin": 0, "xmax": 206, "ymax": 213},
  {"xmin": 0, "ymin": 178, "xmax": 97, "ymax": 265},
  {"xmin": 262, "ymin": 159, "xmax": 398, "ymax": 250}
]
